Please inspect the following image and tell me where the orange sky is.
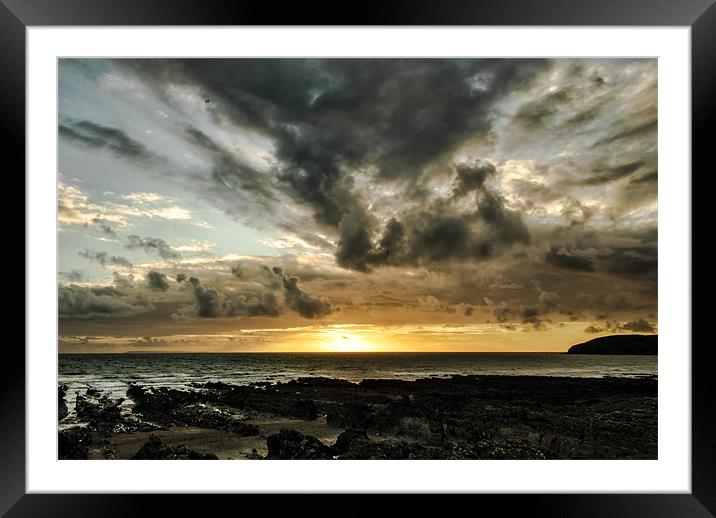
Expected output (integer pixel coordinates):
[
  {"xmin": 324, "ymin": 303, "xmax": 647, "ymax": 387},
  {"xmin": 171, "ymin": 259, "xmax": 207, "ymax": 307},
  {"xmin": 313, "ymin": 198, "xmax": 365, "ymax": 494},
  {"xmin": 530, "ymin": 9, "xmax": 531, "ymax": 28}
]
[{"xmin": 58, "ymin": 320, "xmax": 654, "ymax": 354}]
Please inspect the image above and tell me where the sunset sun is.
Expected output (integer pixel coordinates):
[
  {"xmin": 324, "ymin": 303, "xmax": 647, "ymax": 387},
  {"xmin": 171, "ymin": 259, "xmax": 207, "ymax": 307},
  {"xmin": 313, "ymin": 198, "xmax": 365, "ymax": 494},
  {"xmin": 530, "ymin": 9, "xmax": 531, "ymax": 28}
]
[{"xmin": 318, "ymin": 331, "xmax": 378, "ymax": 352}]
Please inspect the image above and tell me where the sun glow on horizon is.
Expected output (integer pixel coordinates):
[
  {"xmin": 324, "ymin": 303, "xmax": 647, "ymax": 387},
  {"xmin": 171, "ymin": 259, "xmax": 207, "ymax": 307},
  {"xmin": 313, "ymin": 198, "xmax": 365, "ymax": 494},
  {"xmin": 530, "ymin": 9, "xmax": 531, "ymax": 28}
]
[
  {"xmin": 315, "ymin": 330, "xmax": 381, "ymax": 352},
  {"xmin": 57, "ymin": 321, "xmax": 645, "ymax": 353}
]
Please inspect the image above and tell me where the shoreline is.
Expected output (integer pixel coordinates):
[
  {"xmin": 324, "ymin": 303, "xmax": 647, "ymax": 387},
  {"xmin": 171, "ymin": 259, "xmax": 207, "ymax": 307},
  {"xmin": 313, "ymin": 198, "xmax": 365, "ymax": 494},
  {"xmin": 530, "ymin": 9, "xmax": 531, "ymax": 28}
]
[{"xmin": 59, "ymin": 373, "xmax": 657, "ymax": 460}]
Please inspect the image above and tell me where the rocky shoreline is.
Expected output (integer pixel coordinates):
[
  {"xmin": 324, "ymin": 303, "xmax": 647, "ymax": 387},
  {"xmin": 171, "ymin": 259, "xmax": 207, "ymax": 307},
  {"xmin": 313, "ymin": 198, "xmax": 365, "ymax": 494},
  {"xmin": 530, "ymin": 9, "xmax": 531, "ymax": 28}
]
[{"xmin": 58, "ymin": 374, "xmax": 657, "ymax": 460}]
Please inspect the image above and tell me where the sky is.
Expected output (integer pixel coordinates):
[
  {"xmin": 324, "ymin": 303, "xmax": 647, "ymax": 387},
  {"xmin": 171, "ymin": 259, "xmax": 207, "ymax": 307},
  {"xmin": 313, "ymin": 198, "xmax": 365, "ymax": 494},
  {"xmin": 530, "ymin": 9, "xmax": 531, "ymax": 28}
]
[{"xmin": 57, "ymin": 58, "xmax": 657, "ymax": 353}]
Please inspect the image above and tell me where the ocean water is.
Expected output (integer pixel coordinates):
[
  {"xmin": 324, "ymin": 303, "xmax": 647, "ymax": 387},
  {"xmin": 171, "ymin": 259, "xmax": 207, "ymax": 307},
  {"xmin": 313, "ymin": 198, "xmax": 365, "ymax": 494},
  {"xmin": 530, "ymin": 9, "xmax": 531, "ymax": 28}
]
[{"xmin": 59, "ymin": 352, "xmax": 657, "ymax": 411}]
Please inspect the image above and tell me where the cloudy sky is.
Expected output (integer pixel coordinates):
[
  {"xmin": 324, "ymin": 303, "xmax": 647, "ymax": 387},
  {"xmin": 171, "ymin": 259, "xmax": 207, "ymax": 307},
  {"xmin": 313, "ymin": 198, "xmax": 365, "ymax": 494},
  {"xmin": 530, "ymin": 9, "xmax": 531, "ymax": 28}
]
[{"xmin": 58, "ymin": 58, "xmax": 657, "ymax": 353}]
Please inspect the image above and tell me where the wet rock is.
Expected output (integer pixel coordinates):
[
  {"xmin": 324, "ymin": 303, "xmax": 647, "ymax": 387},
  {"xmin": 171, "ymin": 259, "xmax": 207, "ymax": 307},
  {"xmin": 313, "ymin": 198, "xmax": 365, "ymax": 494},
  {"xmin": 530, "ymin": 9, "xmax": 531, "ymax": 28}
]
[
  {"xmin": 58, "ymin": 384, "xmax": 69, "ymax": 421},
  {"xmin": 131, "ymin": 434, "xmax": 218, "ymax": 460},
  {"xmin": 174, "ymin": 403, "xmax": 259, "ymax": 436},
  {"xmin": 266, "ymin": 429, "xmax": 333, "ymax": 459},
  {"xmin": 126, "ymin": 384, "xmax": 191, "ymax": 423},
  {"xmin": 287, "ymin": 377, "xmax": 357, "ymax": 388},
  {"xmin": 190, "ymin": 381, "xmax": 236, "ymax": 390},
  {"xmin": 75, "ymin": 388, "xmax": 123, "ymax": 429},
  {"xmin": 126, "ymin": 385, "xmax": 261, "ymax": 435},
  {"xmin": 58, "ymin": 426, "xmax": 92, "ymax": 459}
]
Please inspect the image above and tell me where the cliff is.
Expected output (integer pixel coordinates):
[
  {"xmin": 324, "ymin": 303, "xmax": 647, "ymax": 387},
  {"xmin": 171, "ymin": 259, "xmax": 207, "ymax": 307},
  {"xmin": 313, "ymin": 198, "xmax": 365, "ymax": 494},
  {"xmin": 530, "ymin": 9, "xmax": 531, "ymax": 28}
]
[{"xmin": 567, "ymin": 334, "xmax": 657, "ymax": 355}]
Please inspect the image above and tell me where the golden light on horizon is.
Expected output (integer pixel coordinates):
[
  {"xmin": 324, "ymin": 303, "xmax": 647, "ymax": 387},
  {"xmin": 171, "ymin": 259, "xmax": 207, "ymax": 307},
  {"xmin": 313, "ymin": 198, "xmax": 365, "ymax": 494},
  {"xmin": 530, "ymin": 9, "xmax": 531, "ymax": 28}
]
[
  {"xmin": 56, "ymin": 321, "xmax": 647, "ymax": 354},
  {"xmin": 315, "ymin": 330, "xmax": 381, "ymax": 352}
]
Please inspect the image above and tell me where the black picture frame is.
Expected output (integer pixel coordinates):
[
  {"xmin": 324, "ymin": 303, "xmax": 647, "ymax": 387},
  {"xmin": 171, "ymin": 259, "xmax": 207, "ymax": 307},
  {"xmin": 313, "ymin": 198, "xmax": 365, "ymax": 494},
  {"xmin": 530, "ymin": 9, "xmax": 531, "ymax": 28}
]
[{"xmin": 5, "ymin": 0, "xmax": 712, "ymax": 515}]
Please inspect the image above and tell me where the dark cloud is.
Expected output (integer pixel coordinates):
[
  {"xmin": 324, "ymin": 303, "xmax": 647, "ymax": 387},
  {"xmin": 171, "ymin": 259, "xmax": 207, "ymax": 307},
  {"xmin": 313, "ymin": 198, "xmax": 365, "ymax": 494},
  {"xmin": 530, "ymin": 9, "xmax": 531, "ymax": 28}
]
[
  {"xmin": 512, "ymin": 87, "xmax": 573, "ymax": 130},
  {"xmin": 604, "ymin": 294, "xmax": 631, "ymax": 311},
  {"xmin": 113, "ymin": 272, "xmax": 135, "ymax": 289},
  {"xmin": 563, "ymin": 99, "xmax": 607, "ymax": 127},
  {"xmin": 180, "ymin": 276, "xmax": 280, "ymax": 319},
  {"xmin": 60, "ymin": 269, "xmax": 84, "ymax": 282},
  {"xmin": 229, "ymin": 292, "xmax": 281, "ymax": 317},
  {"xmin": 145, "ymin": 271, "xmax": 170, "ymax": 292},
  {"xmin": 230, "ymin": 264, "xmax": 243, "ymax": 279},
  {"xmin": 629, "ymin": 170, "xmax": 658, "ymax": 185},
  {"xmin": 86, "ymin": 216, "xmax": 117, "ymax": 237},
  {"xmin": 59, "ymin": 120, "xmax": 156, "ymax": 163},
  {"xmin": 585, "ymin": 318, "xmax": 656, "ymax": 334},
  {"xmin": 273, "ymin": 267, "xmax": 333, "ymax": 318},
  {"xmin": 335, "ymin": 161, "xmax": 530, "ymax": 271},
  {"xmin": 600, "ymin": 248, "xmax": 657, "ymax": 277},
  {"xmin": 538, "ymin": 290, "xmax": 560, "ymax": 310},
  {"xmin": 185, "ymin": 127, "xmax": 278, "ymax": 208},
  {"xmin": 476, "ymin": 189, "xmax": 531, "ymax": 246},
  {"xmin": 125, "ymin": 58, "xmax": 548, "ymax": 179},
  {"xmin": 125, "ymin": 235, "xmax": 180, "ymax": 261},
  {"xmin": 621, "ymin": 318, "xmax": 656, "ymax": 333},
  {"xmin": 59, "ymin": 285, "xmax": 153, "ymax": 318},
  {"xmin": 581, "ymin": 160, "xmax": 645, "ymax": 186},
  {"xmin": 116, "ymin": 59, "xmax": 549, "ymax": 254},
  {"xmin": 335, "ymin": 207, "xmax": 377, "ymax": 271},
  {"xmin": 492, "ymin": 302, "xmax": 549, "ymax": 329},
  {"xmin": 520, "ymin": 305, "xmax": 542, "ymax": 324},
  {"xmin": 78, "ymin": 249, "xmax": 133, "ymax": 268},
  {"xmin": 493, "ymin": 304, "xmax": 514, "ymax": 323},
  {"xmin": 544, "ymin": 246, "xmax": 595, "ymax": 272},
  {"xmin": 584, "ymin": 325, "xmax": 604, "ymax": 333},
  {"xmin": 544, "ymin": 226, "xmax": 657, "ymax": 279},
  {"xmin": 593, "ymin": 118, "xmax": 657, "ymax": 147},
  {"xmin": 186, "ymin": 277, "xmax": 223, "ymax": 318},
  {"xmin": 452, "ymin": 161, "xmax": 496, "ymax": 197}
]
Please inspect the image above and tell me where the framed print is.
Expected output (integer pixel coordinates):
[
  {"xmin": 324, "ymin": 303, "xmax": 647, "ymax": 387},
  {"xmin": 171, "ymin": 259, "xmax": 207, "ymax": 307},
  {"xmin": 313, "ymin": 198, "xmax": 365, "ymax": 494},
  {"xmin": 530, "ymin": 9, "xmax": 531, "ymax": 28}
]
[{"xmin": 6, "ymin": 0, "xmax": 713, "ymax": 515}]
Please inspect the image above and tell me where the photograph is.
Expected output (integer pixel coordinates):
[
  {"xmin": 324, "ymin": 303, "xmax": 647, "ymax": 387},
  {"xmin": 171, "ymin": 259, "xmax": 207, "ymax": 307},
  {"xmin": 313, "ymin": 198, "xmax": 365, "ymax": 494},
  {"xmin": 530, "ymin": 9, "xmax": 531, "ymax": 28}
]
[{"xmin": 56, "ymin": 57, "xmax": 659, "ymax": 461}]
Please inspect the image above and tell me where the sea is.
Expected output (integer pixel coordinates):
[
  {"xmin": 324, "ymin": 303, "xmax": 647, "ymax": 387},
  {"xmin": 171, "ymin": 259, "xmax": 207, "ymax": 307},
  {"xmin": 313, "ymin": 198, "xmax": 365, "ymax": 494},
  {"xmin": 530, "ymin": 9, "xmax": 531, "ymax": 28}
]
[{"xmin": 59, "ymin": 352, "xmax": 657, "ymax": 413}]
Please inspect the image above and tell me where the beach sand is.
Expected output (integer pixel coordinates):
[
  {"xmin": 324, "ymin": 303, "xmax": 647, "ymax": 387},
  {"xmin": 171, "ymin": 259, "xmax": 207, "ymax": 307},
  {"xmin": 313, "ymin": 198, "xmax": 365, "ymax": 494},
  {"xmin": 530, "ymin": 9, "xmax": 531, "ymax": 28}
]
[{"xmin": 90, "ymin": 417, "xmax": 344, "ymax": 460}]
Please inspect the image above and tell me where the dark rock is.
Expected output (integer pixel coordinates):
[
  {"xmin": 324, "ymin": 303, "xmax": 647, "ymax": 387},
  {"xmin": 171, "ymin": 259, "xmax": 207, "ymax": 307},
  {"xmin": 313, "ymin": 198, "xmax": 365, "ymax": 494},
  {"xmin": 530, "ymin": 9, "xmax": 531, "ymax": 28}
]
[
  {"xmin": 292, "ymin": 399, "xmax": 319, "ymax": 420},
  {"xmin": 131, "ymin": 434, "xmax": 218, "ymax": 460},
  {"xmin": 287, "ymin": 377, "xmax": 357, "ymax": 387},
  {"xmin": 58, "ymin": 426, "xmax": 92, "ymax": 459},
  {"xmin": 127, "ymin": 384, "xmax": 262, "ymax": 434},
  {"xmin": 112, "ymin": 374, "xmax": 656, "ymax": 460},
  {"xmin": 266, "ymin": 429, "xmax": 333, "ymax": 459},
  {"xmin": 567, "ymin": 334, "xmax": 657, "ymax": 355},
  {"xmin": 58, "ymin": 384, "xmax": 69, "ymax": 421},
  {"xmin": 190, "ymin": 381, "xmax": 236, "ymax": 391},
  {"xmin": 126, "ymin": 384, "xmax": 197, "ymax": 426},
  {"xmin": 359, "ymin": 378, "xmax": 409, "ymax": 389},
  {"xmin": 333, "ymin": 435, "xmax": 438, "ymax": 460},
  {"xmin": 326, "ymin": 402, "xmax": 374, "ymax": 431},
  {"xmin": 222, "ymin": 420, "xmax": 260, "ymax": 437},
  {"xmin": 75, "ymin": 388, "xmax": 123, "ymax": 428},
  {"xmin": 164, "ymin": 403, "xmax": 260, "ymax": 436},
  {"xmin": 332, "ymin": 429, "xmax": 370, "ymax": 454}
]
